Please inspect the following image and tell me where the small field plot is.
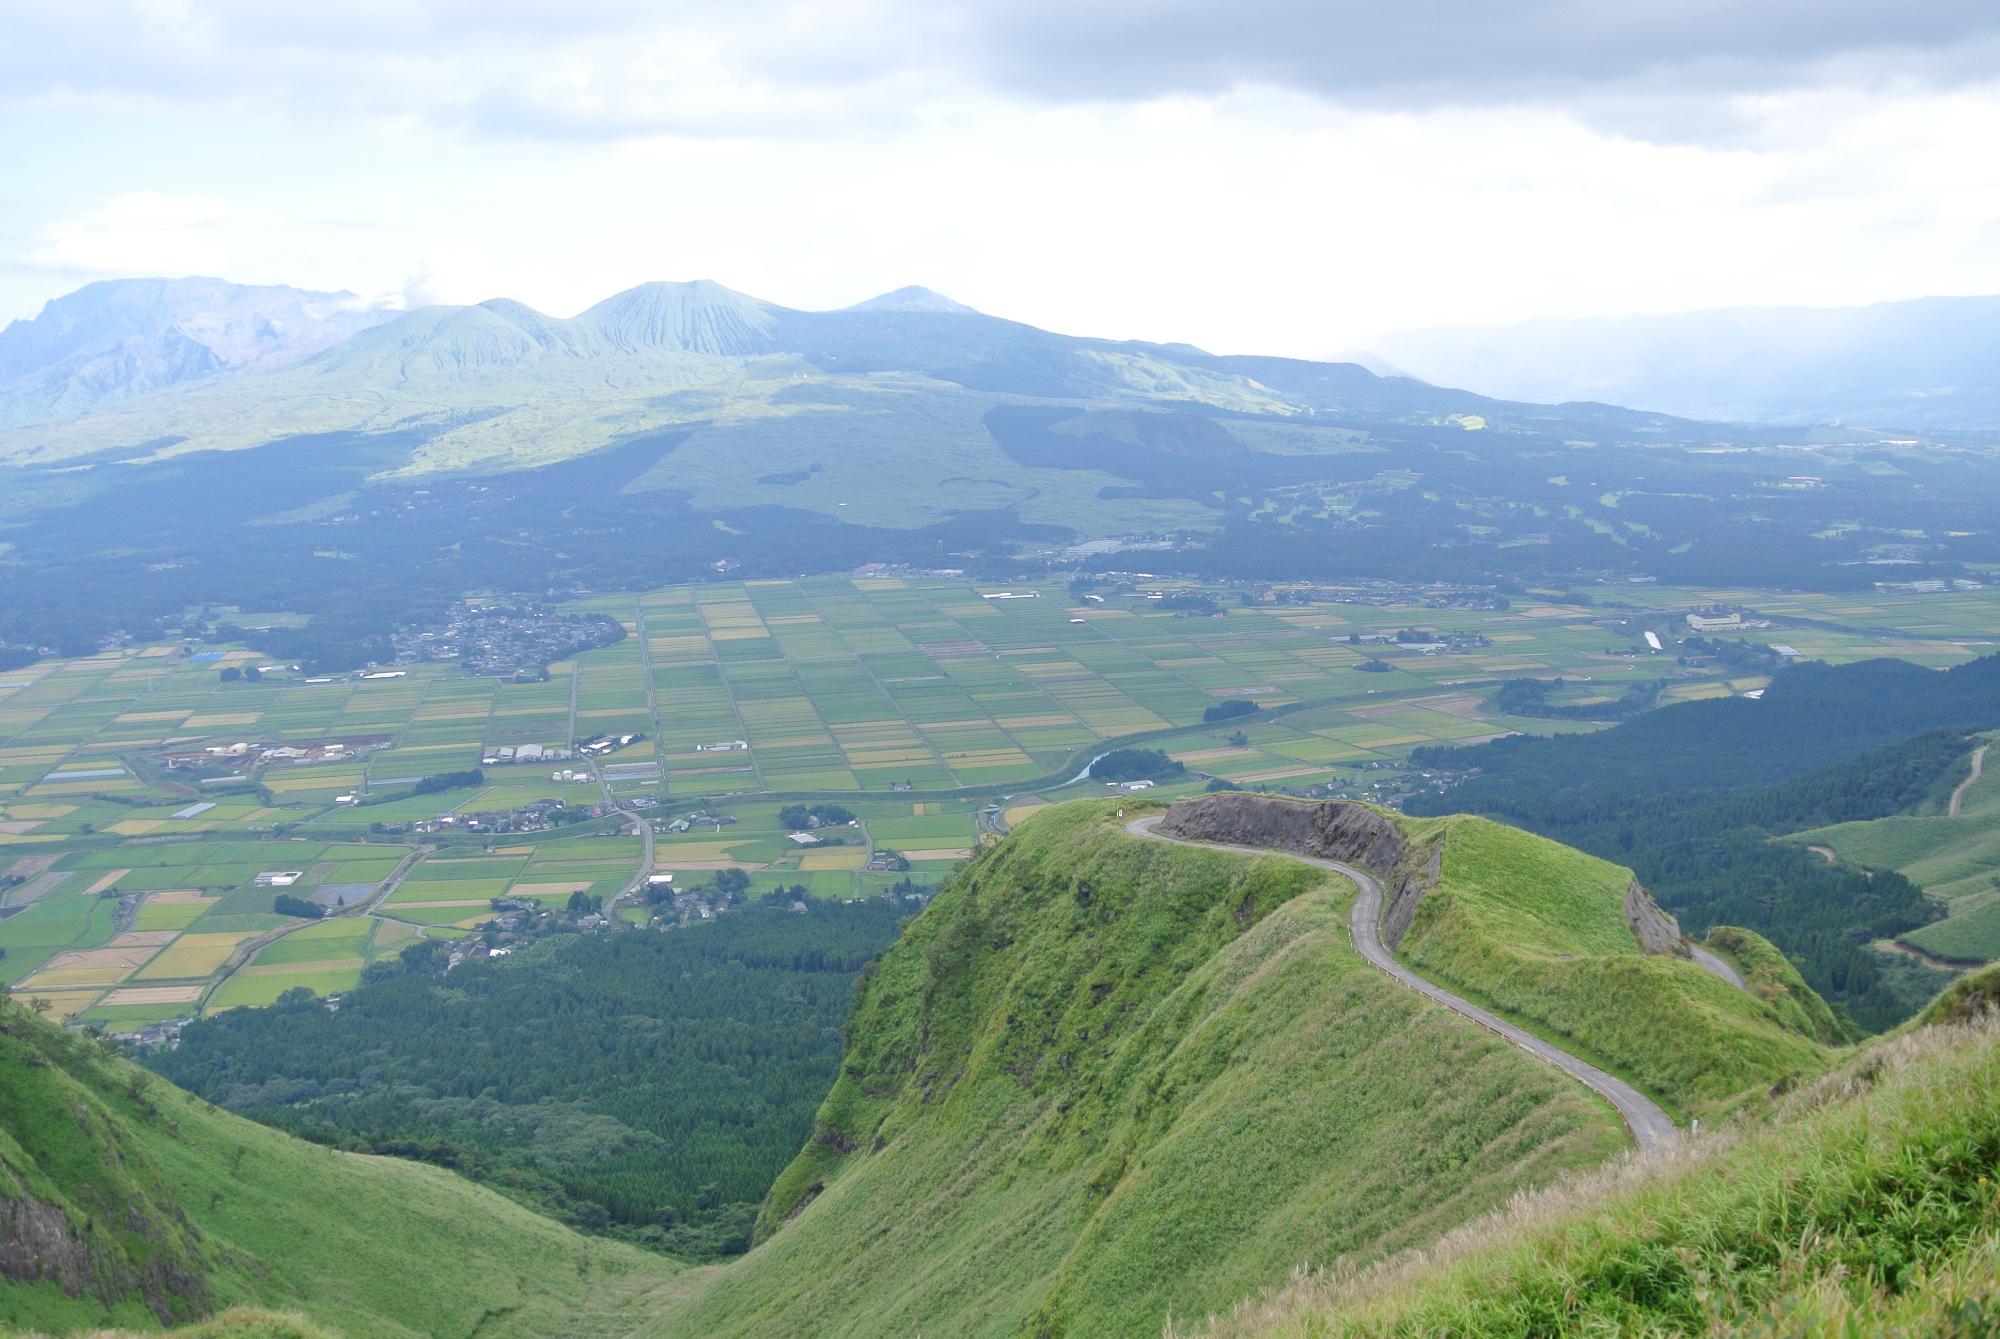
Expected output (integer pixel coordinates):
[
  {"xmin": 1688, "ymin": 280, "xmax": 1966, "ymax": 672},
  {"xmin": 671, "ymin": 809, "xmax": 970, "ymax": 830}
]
[
  {"xmin": 387, "ymin": 878, "xmax": 512, "ymax": 905},
  {"xmin": 247, "ymin": 915, "xmax": 375, "ymax": 965},
  {"xmin": 133, "ymin": 892, "xmax": 219, "ymax": 931},
  {"xmin": 378, "ymin": 904, "xmax": 497, "ymax": 928},
  {"xmin": 133, "ymin": 930, "xmax": 261, "ymax": 981},
  {"xmin": 212, "ymin": 962, "xmax": 372, "ymax": 1009}
]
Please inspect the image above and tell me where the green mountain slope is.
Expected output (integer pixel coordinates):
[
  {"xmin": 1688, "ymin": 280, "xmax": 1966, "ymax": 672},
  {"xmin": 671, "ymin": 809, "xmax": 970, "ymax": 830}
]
[
  {"xmin": 637, "ymin": 799, "xmax": 1770, "ymax": 1339},
  {"xmin": 0, "ymin": 796, "xmax": 1860, "ymax": 1339},
  {"xmin": 1155, "ymin": 794, "xmax": 1840, "ymax": 1120},
  {"xmin": 1197, "ymin": 1014, "xmax": 2000, "ymax": 1338},
  {"xmin": 0, "ymin": 999, "xmax": 675, "ymax": 1337},
  {"xmin": 1409, "ymin": 656, "xmax": 2000, "ymax": 1027}
]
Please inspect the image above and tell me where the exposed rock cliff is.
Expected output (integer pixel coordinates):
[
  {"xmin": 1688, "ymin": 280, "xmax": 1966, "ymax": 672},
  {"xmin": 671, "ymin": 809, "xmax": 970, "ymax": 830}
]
[
  {"xmin": 1623, "ymin": 880, "xmax": 1692, "ymax": 958},
  {"xmin": 1155, "ymin": 794, "xmax": 1444, "ymax": 948}
]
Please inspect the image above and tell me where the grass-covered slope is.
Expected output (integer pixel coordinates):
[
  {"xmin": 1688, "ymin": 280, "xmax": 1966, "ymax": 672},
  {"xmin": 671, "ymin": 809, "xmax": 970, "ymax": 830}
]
[
  {"xmin": 1791, "ymin": 730, "xmax": 2000, "ymax": 963},
  {"xmin": 0, "ymin": 998, "xmax": 675, "ymax": 1337},
  {"xmin": 1394, "ymin": 811, "xmax": 1842, "ymax": 1116},
  {"xmin": 640, "ymin": 801, "xmax": 1628, "ymax": 1338},
  {"xmin": 1195, "ymin": 1016, "xmax": 2000, "ymax": 1338},
  {"xmin": 12, "ymin": 1309, "xmax": 337, "ymax": 1339},
  {"xmin": 1153, "ymin": 793, "xmax": 1841, "ymax": 1119}
]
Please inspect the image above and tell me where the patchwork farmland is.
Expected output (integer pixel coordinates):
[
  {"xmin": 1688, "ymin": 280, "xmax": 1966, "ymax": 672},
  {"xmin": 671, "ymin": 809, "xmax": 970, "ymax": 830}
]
[{"xmin": 2, "ymin": 576, "xmax": 1995, "ymax": 1031}]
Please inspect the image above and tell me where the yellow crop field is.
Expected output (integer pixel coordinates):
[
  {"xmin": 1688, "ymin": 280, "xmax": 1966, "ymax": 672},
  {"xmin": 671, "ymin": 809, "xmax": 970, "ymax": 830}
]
[
  {"xmin": 799, "ymin": 849, "xmax": 867, "ymax": 871},
  {"xmin": 102, "ymin": 984, "xmax": 203, "ymax": 1006},
  {"xmin": 135, "ymin": 931, "xmax": 260, "ymax": 980},
  {"xmin": 14, "ymin": 989, "xmax": 101, "ymax": 1020}
]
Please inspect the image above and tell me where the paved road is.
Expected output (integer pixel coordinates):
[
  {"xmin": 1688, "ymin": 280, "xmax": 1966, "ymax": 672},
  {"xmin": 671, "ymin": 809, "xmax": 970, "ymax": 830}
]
[
  {"xmin": 1127, "ymin": 816, "xmax": 1681, "ymax": 1151},
  {"xmin": 200, "ymin": 843, "xmax": 430, "ymax": 1012},
  {"xmin": 588, "ymin": 747, "xmax": 657, "ymax": 903},
  {"xmin": 1688, "ymin": 944, "xmax": 1746, "ymax": 990},
  {"xmin": 1950, "ymin": 744, "xmax": 1988, "ymax": 819}
]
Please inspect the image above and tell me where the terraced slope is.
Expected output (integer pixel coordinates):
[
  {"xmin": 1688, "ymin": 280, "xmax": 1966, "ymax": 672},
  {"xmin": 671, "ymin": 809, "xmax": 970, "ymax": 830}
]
[{"xmin": 0, "ymin": 999, "xmax": 675, "ymax": 1336}]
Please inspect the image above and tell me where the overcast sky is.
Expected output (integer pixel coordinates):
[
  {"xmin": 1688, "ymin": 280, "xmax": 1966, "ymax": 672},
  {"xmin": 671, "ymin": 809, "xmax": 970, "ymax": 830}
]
[{"xmin": 4, "ymin": 1, "xmax": 2000, "ymax": 354}]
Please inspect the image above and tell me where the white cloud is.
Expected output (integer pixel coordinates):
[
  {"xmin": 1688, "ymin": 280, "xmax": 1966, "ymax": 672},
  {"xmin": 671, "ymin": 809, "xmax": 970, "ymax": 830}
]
[
  {"xmin": 2, "ymin": 8, "xmax": 1997, "ymax": 353},
  {"xmin": 27, "ymin": 193, "xmax": 263, "ymax": 280}
]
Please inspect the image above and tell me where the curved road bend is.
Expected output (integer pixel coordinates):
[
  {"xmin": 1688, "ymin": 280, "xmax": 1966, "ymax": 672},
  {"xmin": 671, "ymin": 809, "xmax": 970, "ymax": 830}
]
[
  {"xmin": 1126, "ymin": 816, "xmax": 1681, "ymax": 1151},
  {"xmin": 1687, "ymin": 944, "xmax": 1746, "ymax": 990}
]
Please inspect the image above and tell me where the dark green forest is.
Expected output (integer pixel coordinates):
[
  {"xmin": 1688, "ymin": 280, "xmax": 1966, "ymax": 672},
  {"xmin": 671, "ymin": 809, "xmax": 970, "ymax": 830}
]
[
  {"xmin": 7, "ymin": 390, "xmax": 2000, "ymax": 667},
  {"xmin": 148, "ymin": 902, "xmax": 906, "ymax": 1258},
  {"xmin": 1409, "ymin": 654, "xmax": 2000, "ymax": 1030},
  {"xmin": 1090, "ymin": 748, "xmax": 1186, "ymax": 782}
]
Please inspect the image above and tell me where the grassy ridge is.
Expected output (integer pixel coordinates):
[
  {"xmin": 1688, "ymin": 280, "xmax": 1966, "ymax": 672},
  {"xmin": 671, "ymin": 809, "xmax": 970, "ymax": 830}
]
[
  {"xmin": 638, "ymin": 801, "xmax": 1627, "ymax": 1338},
  {"xmin": 1196, "ymin": 1017, "xmax": 2000, "ymax": 1338},
  {"xmin": 1394, "ymin": 812, "xmax": 1838, "ymax": 1117},
  {"xmin": 0, "ymin": 999, "xmax": 676, "ymax": 1337}
]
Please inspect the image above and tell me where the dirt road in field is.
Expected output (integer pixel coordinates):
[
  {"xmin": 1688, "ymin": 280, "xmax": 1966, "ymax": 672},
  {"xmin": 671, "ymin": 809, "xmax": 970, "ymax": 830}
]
[
  {"xmin": 1949, "ymin": 744, "xmax": 1988, "ymax": 819},
  {"xmin": 1126, "ymin": 815, "xmax": 1681, "ymax": 1151}
]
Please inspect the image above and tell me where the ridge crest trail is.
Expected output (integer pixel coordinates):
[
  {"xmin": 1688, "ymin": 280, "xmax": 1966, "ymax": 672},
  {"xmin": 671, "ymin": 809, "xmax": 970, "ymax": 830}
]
[{"xmin": 1126, "ymin": 813, "xmax": 1681, "ymax": 1150}]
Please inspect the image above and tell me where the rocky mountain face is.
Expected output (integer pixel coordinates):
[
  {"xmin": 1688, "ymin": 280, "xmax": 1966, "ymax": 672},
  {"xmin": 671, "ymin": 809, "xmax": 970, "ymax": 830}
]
[{"xmin": 0, "ymin": 277, "xmax": 395, "ymax": 427}]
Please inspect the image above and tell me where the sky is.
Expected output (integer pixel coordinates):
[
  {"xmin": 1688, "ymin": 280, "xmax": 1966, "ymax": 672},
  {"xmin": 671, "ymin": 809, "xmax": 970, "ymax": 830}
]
[{"xmin": 4, "ymin": 1, "xmax": 2000, "ymax": 356}]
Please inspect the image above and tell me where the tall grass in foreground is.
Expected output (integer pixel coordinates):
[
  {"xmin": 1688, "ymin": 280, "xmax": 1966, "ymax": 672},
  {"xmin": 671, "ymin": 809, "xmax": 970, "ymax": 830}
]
[
  {"xmin": 1183, "ymin": 1017, "xmax": 2000, "ymax": 1338},
  {"xmin": 17, "ymin": 1309, "xmax": 339, "ymax": 1339}
]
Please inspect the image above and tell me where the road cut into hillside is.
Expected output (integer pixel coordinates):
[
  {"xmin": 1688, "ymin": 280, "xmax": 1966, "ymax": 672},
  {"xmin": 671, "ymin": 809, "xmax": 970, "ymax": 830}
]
[{"xmin": 1127, "ymin": 814, "xmax": 1682, "ymax": 1150}]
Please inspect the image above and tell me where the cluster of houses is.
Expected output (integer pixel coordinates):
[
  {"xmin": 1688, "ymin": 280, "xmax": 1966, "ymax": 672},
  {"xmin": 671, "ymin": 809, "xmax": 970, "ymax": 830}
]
[
  {"xmin": 1344, "ymin": 629, "xmax": 1495, "ymax": 655},
  {"xmin": 376, "ymin": 796, "xmax": 597, "ymax": 836},
  {"xmin": 389, "ymin": 604, "xmax": 626, "ymax": 678}
]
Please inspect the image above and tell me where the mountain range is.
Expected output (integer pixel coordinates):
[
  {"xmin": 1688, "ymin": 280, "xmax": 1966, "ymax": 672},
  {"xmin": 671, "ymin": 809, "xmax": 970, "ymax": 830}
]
[
  {"xmin": 0, "ymin": 277, "xmax": 395, "ymax": 428},
  {"xmin": 1370, "ymin": 294, "xmax": 2000, "ymax": 429},
  {"xmin": 0, "ymin": 276, "xmax": 1698, "ymax": 483},
  {"xmin": 0, "ymin": 275, "xmax": 1760, "ymax": 554},
  {"xmin": 3, "ymin": 274, "xmax": 1995, "ymax": 664}
]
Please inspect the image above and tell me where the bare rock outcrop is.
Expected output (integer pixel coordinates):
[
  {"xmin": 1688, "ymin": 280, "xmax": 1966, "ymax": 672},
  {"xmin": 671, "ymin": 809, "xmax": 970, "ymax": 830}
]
[
  {"xmin": 1155, "ymin": 794, "xmax": 1443, "ymax": 948},
  {"xmin": 1623, "ymin": 880, "xmax": 1692, "ymax": 959}
]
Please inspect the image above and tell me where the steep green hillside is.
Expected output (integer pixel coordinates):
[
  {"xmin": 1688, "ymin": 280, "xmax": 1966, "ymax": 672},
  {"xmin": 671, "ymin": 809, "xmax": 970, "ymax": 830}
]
[
  {"xmin": 0, "ymin": 796, "xmax": 1863, "ymax": 1339},
  {"xmin": 1196, "ymin": 1015, "xmax": 2000, "ymax": 1338},
  {"xmin": 0, "ymin": 998, "xmax": 675, "ymax": 1336},
  {"xmin": 1397, "ymin": 813, "xmax": 1841, "ymax": 1116},
  {"xmin": 1410, "ymin": 659, "xmax": 2000, "ymax": 1028},
  {"xmin": 1154, "ymin": 794, "xmax": 1840, "ymax": 1120},
  {"xmin": 637, "ymin": 800, "xmax": 1630, "ymax": 1338}
]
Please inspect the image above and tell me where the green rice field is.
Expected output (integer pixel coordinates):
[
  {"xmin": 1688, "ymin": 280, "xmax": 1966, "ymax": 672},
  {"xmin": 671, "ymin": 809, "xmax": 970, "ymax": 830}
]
[{"xmin": 3, "ymin": 575, "xmax": 1997, "ymax": 1028}]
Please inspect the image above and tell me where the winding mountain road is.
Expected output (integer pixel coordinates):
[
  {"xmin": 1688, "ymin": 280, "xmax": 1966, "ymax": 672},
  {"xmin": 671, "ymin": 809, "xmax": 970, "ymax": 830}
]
[
  {"xmin": 1687, "ymin": 944, "xmax": 1746, "ymax": 990},
  {"xmin": 1126, "ymin": 816, "xmax": 1681, "ymax": 1151}
]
